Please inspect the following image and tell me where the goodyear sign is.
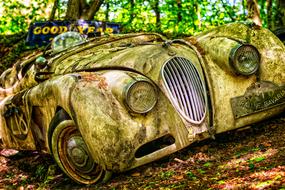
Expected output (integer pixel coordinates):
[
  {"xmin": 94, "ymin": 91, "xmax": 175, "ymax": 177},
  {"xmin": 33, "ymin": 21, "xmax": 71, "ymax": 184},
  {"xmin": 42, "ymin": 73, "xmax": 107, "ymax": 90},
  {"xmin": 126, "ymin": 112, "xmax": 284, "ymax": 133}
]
[{"xmin": 26, "ymin": 20, "xmax": 120, "ymax": 46}]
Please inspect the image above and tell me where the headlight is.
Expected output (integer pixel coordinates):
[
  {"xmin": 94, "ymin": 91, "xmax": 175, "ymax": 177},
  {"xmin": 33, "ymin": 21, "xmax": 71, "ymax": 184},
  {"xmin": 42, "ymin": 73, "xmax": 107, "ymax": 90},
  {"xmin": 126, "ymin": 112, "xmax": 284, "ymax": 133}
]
[
  {"xmin": 125, "ymin": 80, "xmax": 157, "ymax": 113},
  {"xmin": 230, "ymin": 44, "xmax": 260, "ymax": 75}
]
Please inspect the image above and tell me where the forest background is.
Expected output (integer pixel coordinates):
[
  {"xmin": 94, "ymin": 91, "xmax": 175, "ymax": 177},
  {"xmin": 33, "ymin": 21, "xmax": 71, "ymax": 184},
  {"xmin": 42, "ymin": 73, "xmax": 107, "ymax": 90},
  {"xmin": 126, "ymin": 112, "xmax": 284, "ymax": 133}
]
[
  {"xmin": 1, "ymin": 0, "xmax": 285, "ymax": 36},
  {"xmin": 1, "ymin": 0, "xmax": 285, "ymax": 73}
]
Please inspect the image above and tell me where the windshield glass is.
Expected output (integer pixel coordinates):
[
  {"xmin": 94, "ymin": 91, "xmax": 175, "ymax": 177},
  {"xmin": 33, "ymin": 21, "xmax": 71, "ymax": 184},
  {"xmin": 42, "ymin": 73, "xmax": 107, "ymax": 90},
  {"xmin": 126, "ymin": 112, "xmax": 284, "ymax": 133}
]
[{"xmin": 52, "ymin": 32, "xmax": 85, "ymax": 53}]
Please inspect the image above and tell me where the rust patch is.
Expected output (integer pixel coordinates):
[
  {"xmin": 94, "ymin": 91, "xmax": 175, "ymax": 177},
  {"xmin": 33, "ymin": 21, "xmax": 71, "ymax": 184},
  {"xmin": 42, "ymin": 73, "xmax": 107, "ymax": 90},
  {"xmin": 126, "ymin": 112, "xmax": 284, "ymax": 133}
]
[
  {"xmin": 80, "ymin": 73, "xmax": 108, "ymax": 90},
  {"xmin": 184, "ymin": 37, "xmax": 205, "ymax": 55}
]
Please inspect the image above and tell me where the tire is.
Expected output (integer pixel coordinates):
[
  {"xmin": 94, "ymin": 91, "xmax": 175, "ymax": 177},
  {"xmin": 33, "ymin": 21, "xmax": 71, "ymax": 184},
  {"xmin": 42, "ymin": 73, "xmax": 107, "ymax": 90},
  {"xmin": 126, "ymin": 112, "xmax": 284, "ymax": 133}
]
[{"xmin": 49, "ymin": 111, "xmax": 110, "ymax": 185}]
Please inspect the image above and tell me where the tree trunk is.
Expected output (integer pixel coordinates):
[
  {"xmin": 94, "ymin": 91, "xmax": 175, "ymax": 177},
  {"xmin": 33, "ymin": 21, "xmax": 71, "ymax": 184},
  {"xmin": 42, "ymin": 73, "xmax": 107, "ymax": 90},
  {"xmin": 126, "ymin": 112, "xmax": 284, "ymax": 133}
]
[
  {"xmin": 85, "ymin": 0, "xmax": 104, "ymax": 20},
  {"xmin": 280, "ymin": 1, "xmax": 285, "ymax": 26},
  {"xmin": 246, "ymin": 0, "xmax": 262, "ymax": 26},
  {"xmin": 194, "ymin": 0, "xmax": 201, "ymax": 30},
  {"xmin": 176, "ymin": 0, "xmax": 182, "ymax": 23},
  {"xmin": 65, "ymin": 0, "xmax": 103, "ymax": 20},
  {"xmin": 267, "ymin": 0, "xmax": 273, "ymax": 30},
  {"xmin": 49, "ymin": 0, "xmax": 59, "ymax": 20},
  {"xmin": 275, "ymin": 0, "xmax": 285, "ymax": 29},
  {"xmin": 190, "ymin": 0, "xmax": 197, "ymax": 31},
  {"xmin": 150, "ymin": 0, "xmax": 161, "ymax": 30},
  {"xmin": 65, "ymin": 0, "xmax": 81, "ymax": 20},
  {"xmin": 242, "ymin": 0, "xmax": 247, "ymax": 18},
  {"xmin": 154, "ymin": 0, "xmax": 161, "ymax": 29},
  {"xmin": 128, "ymin": 0, "xmax": 135, "ymax": 24},
  {"xmin": 105, "ymin": 1, "xmax": 110, "ymax": 21},
  {"xmin": 267, "ymin": 0, "xmax": 285, "ymax": 31}
]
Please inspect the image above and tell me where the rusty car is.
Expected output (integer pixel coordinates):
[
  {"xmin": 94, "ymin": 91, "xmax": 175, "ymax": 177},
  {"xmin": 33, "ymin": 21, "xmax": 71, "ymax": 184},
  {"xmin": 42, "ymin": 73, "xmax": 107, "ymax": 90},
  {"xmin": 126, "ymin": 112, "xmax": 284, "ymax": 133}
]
[{"xmin": 0, "ymin": 22, "xmax": 284, "ymax": 184}]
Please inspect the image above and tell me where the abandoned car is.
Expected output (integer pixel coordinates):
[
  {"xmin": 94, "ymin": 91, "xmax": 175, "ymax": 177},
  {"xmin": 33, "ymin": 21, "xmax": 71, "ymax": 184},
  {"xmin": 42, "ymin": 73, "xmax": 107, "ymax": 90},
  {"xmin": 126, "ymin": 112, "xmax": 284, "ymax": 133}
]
[{"xmin": 0, "ymin": 22, "xmax": 284, "ymax": 184}]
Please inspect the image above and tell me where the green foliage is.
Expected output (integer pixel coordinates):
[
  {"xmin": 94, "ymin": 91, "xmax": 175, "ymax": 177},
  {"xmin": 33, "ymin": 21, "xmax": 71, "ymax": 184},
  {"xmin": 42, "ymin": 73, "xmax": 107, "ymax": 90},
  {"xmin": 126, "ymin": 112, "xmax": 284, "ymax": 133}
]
[
  {"xmin": 0, "ymin": 34, "xmax": 30, "ymax": 72},
  {"xmin": 0, "ymin": 0, "xmax": 53, "ymax": 34},
  {"xmin": 159, "ymin": 170, "xmax": 175, "ymax": 180},
  {"xmin": 203, "ymin": 162, "xmax": 212, "ymax": 167},
  {"xmin": 186, "ymin": 171, "xmax": 197, "ymax": 180},
  {"xmin": 96, "ymin": 0, "xmax": 257, "ymax": 37},
  {"xmin": 0, "ymin": 0, "xmax": 279, "ymax": 36}
]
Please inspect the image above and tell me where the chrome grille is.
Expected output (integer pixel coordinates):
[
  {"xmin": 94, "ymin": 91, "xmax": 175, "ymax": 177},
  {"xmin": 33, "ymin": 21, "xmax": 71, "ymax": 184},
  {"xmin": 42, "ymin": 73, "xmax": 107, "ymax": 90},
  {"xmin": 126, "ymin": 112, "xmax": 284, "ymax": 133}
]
[{"xmin": 162, "ymin": 57, "xmax": 206, "ymax": 124}]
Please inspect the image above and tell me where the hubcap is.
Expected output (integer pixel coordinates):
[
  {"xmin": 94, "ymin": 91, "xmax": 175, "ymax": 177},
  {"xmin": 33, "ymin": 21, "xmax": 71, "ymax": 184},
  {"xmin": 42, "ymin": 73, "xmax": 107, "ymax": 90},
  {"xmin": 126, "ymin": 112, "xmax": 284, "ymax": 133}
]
[
  {"xmin": 66, "ymin": 135, "xmax": 95, "ymax": 173},
  {"xmin": 52, "ymin": 120, "xmax": 105, "ymax": 184}
]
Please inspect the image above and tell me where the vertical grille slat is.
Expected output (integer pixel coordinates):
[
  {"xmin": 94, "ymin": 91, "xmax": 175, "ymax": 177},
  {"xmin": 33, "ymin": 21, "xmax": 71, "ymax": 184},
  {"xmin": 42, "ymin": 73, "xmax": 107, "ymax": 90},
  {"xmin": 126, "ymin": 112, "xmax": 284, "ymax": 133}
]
[
  {"xmin": 180, "ymin": 57, "xmax": 205, "ymax": 103},
  {"xmin": 172, "ymin": 59, "xmax": 198, "ymax": 120},
  {"xmin": 178, "ymin": 58, "xmax": 203, "ymax": 120},
  {"xmin": 162, "ymin": 57, "xmax": 207, "ymax": 124},
  {"xmin": 165, "ymin": 67, "xmax": 186, "ymax": 113},
  {"xmin": 180, "ymin": 58, "xmax": 205, "ymax": 119},
  {"xmin": 167, "ymin": 65, "xmax": 190, "ymax": 115},
  {"xmin": 172, "ymin": 60, "xmax": 194, "ymax": 118}
]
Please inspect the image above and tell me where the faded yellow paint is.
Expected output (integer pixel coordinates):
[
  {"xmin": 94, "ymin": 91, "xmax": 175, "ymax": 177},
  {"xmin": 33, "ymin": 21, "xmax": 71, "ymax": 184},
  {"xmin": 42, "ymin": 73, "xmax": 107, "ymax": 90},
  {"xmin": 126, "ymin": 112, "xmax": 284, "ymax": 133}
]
[
  {"xmin": 0, "ymin": 23, "xmax": 284, "ymax": 184},
  {"xmin": 194, "ymin": 22, "xmax": 285, "ymax": 133}
]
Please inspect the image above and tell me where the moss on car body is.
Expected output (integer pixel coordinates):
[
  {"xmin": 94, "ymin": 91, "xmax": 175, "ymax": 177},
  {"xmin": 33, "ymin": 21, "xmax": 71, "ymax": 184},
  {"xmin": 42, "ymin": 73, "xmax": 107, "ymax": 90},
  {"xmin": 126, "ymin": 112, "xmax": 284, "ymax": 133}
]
[{"xmin": 0, "ymin": 22, "xmax": 284, "ymax": 184}]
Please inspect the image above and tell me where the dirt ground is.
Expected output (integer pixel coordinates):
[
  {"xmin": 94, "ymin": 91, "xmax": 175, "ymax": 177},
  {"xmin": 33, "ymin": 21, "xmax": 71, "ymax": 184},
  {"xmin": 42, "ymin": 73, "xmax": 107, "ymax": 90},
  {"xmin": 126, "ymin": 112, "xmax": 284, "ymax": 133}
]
[{"xmin": 1, "ymin": 113, "xmax": 285, "ymax": 190}]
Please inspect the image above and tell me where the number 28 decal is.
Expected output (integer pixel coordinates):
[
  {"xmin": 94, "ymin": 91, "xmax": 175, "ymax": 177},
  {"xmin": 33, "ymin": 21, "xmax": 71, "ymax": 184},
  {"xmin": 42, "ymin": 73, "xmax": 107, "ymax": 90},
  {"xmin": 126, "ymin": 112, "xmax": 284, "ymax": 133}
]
[{"xmin": 4, "ymin": 106, "xmax": 29, "ymax": 140}]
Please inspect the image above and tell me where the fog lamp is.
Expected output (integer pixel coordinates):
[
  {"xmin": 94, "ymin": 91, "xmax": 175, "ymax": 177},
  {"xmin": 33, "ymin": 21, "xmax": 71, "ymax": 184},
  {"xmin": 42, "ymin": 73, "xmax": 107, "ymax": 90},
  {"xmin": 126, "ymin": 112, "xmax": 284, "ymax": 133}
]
[
  {"xmin": 125, "ymin": 80, "xmax": 157, "ymax": 113},
  {"xmin": 230, "ymin": 44, "xmax": 260, "ymax": 75}
]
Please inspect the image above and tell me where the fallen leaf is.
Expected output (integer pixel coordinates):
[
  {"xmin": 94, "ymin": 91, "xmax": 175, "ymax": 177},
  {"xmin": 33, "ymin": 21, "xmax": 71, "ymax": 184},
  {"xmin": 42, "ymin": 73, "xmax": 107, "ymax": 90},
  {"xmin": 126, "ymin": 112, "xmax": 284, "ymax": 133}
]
[
  {"xmin": 173, "ymin": 175, "xmax": 184, "ymax": 180},
  {"xmin": 131, "ymin": 172, "xmax": 141, "ymax": 177},
  {"xmin": 174, "ymin": 158, "xmax": 186, "ymax": 164},
  {"xmin": 262, "ymin": 142, "xmax": 272, "ymax": 147},
  {"xmin": 0, "ymin": 149, "xmax": 18, "ymax": 157}
]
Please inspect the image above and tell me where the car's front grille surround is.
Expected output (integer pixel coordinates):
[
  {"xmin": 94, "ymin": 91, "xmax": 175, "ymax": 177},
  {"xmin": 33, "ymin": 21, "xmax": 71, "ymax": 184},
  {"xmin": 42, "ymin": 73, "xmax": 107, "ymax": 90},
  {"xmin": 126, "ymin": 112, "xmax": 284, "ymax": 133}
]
[{"xmin": 162, "ymin": 57, "xmax": 207, "ymax": 124}]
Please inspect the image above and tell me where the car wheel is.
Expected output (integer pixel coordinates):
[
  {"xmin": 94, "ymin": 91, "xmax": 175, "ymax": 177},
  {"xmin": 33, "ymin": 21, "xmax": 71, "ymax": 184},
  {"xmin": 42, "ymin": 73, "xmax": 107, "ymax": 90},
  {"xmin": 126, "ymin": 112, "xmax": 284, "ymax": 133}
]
[{"xmin": 49, "ymin": 112, "xmax": 108, "ymax": 184}]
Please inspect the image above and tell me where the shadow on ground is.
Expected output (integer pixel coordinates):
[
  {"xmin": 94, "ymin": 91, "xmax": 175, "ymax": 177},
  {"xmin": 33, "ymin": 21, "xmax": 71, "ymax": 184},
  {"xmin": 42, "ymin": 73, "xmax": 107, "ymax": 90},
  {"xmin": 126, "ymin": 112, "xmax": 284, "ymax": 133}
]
[{"xmin": 1, "ymin": 114, "xmax": 285, "ymax": 190}]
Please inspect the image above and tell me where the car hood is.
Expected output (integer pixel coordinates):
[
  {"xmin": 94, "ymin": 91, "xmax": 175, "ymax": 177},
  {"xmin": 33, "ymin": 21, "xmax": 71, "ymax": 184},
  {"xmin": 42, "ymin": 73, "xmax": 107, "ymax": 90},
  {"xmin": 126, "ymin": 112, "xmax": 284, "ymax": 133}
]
[{"xmin": 46, "ymin": 33, "xmax": 203, "ymax": 84}]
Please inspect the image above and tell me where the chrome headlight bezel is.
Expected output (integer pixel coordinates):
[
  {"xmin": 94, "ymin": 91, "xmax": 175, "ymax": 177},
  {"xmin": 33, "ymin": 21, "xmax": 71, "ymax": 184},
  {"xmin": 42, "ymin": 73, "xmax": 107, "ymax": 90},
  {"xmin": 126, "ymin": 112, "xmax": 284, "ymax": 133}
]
[
  {"xmin": 124, "ymin": 79, "xmax": 158, "ymax": 114},
  {"xmin": 229, "ymin": 44, "xmax": 260, "ymax": 76}
]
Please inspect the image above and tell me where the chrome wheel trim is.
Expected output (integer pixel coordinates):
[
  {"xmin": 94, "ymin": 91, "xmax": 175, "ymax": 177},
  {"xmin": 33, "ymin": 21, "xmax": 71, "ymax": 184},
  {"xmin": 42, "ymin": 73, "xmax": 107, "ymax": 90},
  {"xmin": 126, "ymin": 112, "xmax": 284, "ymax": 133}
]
[{"xmin": 51, "ymin": 120, "xmax": 104, "ymax": 184}]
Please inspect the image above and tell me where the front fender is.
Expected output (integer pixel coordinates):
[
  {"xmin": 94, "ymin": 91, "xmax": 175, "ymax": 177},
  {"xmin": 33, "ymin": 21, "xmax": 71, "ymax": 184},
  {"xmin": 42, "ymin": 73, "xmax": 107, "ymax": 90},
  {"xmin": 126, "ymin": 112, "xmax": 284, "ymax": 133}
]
[
  {"xmin": 70, "ymin": 71, "xmax": 187, "ymax": 172},
  {"xmin": 194, "ymin": 23, "xmax": 285, "ymax": 133},
  {"xmin": 70, "ymin": 72, "xmax": 136, "ymax": 171}
]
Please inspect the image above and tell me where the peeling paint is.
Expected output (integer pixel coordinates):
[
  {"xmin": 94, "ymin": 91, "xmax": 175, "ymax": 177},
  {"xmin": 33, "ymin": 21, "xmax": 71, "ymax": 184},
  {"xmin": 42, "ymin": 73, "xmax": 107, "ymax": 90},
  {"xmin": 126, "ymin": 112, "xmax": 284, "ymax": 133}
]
[{"xmin": 0, "ymin": 24, "xmax": 284, "ymax": 184}]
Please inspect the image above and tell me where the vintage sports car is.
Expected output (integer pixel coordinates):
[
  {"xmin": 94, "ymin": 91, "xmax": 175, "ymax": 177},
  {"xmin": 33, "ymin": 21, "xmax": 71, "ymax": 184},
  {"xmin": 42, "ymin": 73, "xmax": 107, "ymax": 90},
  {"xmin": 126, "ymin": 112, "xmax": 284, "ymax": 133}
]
[{"xmin": 0, "ymin": 22, "xmax": 284, "ymax": 184}]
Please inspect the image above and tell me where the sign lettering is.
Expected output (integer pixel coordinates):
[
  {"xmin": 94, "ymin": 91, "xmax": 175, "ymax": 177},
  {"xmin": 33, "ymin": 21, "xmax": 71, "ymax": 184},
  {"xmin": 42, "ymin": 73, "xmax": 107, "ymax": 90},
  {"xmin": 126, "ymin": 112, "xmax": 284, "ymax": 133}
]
[
  {"xmin": 27, "ymin": 20, "xmax": 120, "ymax": 46},
  {"xmin": 231, "ymin": 85, "xmax": 285, "ymax": 118}
]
